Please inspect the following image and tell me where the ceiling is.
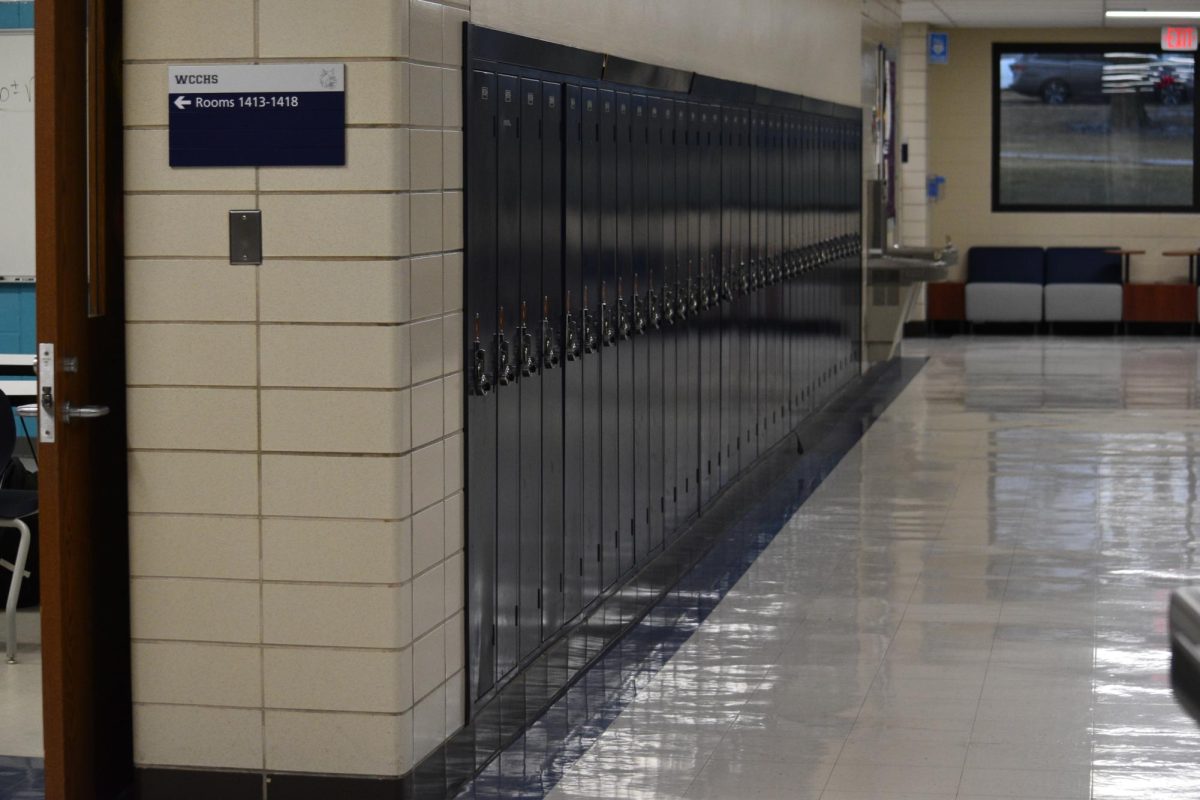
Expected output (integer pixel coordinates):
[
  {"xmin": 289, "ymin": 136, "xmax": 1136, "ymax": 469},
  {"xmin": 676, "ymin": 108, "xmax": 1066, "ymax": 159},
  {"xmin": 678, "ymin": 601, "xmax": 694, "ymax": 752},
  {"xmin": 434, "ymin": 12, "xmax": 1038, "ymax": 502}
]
[{"xmin": 900, "ymin": 0, "xmax": 1200, "ymax": 27}]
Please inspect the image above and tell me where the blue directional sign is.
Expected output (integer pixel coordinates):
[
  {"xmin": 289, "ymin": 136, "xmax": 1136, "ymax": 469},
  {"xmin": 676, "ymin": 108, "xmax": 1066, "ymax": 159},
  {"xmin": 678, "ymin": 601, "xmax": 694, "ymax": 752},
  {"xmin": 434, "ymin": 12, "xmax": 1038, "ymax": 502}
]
[
  {"xmin": 928, "ymin": 32, "xmax": 949, "ymax": 65},
  {"xmin": 168, "ymin": 64, "xmax": 345, "ymax": 167}
]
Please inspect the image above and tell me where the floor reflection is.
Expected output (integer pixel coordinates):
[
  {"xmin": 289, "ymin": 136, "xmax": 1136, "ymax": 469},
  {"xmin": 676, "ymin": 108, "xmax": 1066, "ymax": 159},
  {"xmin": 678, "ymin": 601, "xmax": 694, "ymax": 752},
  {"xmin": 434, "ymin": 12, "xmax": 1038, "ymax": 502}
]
[{"xmin": 478, "ymin": 337, "xmax": 1200, "ymax": 800}]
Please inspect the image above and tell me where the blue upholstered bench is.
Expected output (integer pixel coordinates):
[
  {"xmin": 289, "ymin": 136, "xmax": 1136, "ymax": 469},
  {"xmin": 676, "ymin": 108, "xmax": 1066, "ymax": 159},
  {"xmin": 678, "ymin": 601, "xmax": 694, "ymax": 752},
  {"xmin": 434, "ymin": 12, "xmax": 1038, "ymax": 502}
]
[
  {"xmin": 1043, "ymin": 247, "xmax": 1123, "ymax": 323},
  {"xmin": 965, "ymin": 247, "xmax": 1045, "ymax": 324}
]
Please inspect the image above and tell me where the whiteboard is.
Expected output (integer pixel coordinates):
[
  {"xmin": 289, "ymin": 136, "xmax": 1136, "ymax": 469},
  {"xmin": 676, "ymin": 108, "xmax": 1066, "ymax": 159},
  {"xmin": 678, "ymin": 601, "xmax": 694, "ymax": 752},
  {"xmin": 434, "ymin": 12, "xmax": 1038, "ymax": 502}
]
[{"xmin": 0, "ymin": 30, "xmax": 35, "ymax": 281}]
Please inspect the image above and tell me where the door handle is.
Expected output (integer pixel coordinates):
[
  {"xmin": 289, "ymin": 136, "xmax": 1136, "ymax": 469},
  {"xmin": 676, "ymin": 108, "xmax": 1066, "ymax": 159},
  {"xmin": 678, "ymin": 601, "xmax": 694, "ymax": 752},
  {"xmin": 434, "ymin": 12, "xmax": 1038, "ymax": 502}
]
[{"xmin": 63, "ymin": 403, "xmax": 110, "ymax": 421}]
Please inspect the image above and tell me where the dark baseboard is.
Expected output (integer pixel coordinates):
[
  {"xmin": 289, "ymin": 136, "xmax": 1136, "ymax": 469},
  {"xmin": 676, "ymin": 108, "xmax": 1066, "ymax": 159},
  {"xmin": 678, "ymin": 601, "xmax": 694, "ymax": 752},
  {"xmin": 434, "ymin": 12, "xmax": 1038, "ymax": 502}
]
[{"xmin": 134, "ymin": 767, "xmax": 411, "ymax": 800}]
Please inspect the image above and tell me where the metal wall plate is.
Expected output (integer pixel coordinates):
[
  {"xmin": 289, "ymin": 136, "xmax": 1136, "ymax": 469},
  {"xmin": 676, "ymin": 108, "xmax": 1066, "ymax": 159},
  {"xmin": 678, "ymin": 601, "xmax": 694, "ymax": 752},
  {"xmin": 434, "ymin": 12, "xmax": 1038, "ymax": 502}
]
[{"xmin": 228, "ymin": 210, "xmax": 262, "ymax": 265}]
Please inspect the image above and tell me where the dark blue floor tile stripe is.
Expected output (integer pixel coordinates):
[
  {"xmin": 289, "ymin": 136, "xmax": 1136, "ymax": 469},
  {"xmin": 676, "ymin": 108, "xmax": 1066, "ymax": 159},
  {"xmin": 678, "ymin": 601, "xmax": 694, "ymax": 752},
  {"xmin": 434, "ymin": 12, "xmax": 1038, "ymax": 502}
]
[{"xmin": 456, "ymin": 358, "xmax": 926, "ymax": 799}]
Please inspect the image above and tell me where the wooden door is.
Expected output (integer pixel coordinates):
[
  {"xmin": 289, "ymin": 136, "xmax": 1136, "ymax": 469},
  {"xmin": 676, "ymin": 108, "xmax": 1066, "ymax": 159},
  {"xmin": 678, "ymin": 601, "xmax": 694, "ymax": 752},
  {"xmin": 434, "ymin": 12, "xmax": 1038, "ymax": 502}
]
[{"xmin": 35, "ymin": 0, "xmax": 132, "ymax": 797}]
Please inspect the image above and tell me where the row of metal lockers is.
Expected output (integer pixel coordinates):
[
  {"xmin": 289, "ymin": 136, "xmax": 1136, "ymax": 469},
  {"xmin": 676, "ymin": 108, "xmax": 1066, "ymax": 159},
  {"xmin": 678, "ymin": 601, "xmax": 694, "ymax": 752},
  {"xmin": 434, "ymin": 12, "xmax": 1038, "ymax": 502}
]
[{"xmin": 464, "ymin": 48, "xmax": 864, "ymax": 708}]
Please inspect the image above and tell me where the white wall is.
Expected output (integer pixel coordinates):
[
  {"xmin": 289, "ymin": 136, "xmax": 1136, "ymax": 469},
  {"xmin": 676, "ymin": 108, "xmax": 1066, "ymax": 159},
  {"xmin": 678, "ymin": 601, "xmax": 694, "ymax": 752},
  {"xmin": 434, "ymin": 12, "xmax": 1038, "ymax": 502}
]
[{"xmin": 472, "ymin": 0, "xmax": 864, "ymax": 107}]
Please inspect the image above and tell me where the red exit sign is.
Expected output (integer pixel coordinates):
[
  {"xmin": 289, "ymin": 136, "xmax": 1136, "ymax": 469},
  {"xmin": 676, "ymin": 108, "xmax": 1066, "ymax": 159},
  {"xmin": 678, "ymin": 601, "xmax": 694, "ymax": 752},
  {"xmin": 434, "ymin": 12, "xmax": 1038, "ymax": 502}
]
[{"xmin": 1162, "ymin": 26, "xmax": 1198, "ymax": 52}]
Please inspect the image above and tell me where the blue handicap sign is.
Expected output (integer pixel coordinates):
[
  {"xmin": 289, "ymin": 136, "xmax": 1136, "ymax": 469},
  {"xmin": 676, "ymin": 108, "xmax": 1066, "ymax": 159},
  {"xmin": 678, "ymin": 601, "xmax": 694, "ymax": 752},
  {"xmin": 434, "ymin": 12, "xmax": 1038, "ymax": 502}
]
[{"xmin": 929, "ymin": 32, "xmax": 949, "ymax": 65}]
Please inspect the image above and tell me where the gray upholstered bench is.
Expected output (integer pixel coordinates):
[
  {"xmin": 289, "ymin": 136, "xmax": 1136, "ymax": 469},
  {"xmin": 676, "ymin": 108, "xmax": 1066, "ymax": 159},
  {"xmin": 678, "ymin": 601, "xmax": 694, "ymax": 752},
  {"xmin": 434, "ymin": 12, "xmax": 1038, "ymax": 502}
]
[
  {"xmin": 965, "ymin": 247, "xmax": 1045, "ymax": 325},
  {"xmin": 1043, "ymin": 247, "xmax": 1123, "ymax": 324}
]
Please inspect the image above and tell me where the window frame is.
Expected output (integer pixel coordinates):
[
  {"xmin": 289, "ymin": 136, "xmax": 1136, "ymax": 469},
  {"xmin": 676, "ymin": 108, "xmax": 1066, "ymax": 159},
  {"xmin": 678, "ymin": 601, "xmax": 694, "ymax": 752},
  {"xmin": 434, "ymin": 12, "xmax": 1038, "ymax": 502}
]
[{"xmin": 991, "ymin": 41, "xmax": 1200, "ymax": 213}]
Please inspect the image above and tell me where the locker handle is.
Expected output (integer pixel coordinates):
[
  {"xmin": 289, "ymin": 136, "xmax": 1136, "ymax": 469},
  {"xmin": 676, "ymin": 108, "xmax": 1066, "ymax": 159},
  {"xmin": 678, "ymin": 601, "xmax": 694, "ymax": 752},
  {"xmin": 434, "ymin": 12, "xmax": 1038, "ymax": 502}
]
[
  {"xmin": 494, "ymin": 306, "xmax": 516, "ymax": 387},
  {"xmin": 662, "ymin": 286, "xmax": 675, "ymax": 325},
  {"xmin": 616, "ymin": 296, "xmax": 630, "ymax": 341},
  {"xmin": 564, "ymin": 309, "xmax": 581, "ymax": 362},
  {"xmin": 600, "ymin": 300, "xmax": 615, "ymax": 346},
  {"xmin": 632, "ymin": 293, "xmax": 646, "ymax": 335},
  {"xmin": 518, "ymin": 302, "xmax": 537, "ymax": 378},
  {"xmin": 471, "ymin": 315, "xmax": 492, "ymax": 397},
  {"xmin": 519, "ymin": 324, "xmax": 537, "ymax": 377},
  {"xmin": 581, "ymin": 306, "xmax": 598, "ymax": 354},
  {"xmin": 648, "ymin": 289, "xmax": 661, "ymax": 330},
  {"xmin": 541, "ymin": 297, "xmax": 560, "ymax": 370}
]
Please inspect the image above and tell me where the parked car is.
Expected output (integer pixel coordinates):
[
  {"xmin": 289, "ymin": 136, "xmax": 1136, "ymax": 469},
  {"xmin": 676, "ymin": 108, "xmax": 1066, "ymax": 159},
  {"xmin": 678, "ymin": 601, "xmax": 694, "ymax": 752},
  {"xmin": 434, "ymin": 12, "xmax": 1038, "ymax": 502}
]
[
  {"xmin": 1010, "ymin": 53, "xmax": 1107, "ymax": 103},
  {"xmin": 1009, "ymin": 52, "xmax": 1192, "ymax": 105}
]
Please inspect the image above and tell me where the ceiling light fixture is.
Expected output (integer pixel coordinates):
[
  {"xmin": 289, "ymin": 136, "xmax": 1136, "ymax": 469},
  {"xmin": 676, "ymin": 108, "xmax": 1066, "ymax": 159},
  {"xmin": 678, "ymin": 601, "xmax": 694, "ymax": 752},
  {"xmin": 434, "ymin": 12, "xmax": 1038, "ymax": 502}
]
[{"xmin": 1106, "ymin": 10, "xmax": 1200, "ymax": 19}]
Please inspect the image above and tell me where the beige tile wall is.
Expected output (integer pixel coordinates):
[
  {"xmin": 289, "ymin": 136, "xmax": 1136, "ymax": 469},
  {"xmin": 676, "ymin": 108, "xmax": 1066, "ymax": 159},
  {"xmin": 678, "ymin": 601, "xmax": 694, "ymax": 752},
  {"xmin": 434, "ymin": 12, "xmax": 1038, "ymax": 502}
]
[
  {"xmin": 899, "ymin": 24, "xmax": 930, "ymax": 320},
  {"xmin": 899, "ymin": 24, "xmax": 930, "ymax": 250},
  {"xmin": 930, "ymin": 27, "xmax": 1200, "ymax": 283},
  {"xmin": 124, "ymin": 0, "xmax": 467, "ymax": 778}
]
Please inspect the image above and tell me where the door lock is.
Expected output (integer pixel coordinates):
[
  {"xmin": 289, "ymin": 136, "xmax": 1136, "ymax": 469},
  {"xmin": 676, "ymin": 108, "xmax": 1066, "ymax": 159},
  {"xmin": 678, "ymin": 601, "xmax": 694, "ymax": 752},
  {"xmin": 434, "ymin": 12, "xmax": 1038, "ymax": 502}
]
[{"xmin": 37, "ymin": 343, "xmax": 55, "ymax": 444}]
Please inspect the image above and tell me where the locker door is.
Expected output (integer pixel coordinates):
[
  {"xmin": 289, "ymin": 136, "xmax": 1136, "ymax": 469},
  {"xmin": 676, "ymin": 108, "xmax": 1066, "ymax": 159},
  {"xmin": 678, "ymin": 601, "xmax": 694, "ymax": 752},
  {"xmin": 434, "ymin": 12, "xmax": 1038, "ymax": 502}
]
[
  {"xmin": 696, "ymin": 105, "xmax": 711, "ymax": 506},
  {"xmin": 822, "ymin": 116, "xmax": 830, "ymax": 398},
  {"xmin": 719, "ymin": 108, "xmax": 735, "ymax": 490},
  {"xmin": 763, "ymin": 114, "xmax": 775, "ymax": 448},
  {"xmin": 737, "ymin": 110, "xmax": 750, "ymax": 474},
  {"xmin": 466, "ymin": 68, "xmax": 498, "ymax": 703},
  {"xmin": 782, "ymin": 113, "xmax": 793, "ymax": 426},
  {"xmin": 804, "ymin": 114, "xmax": 816, "ymax": 414},
  {"xmin": 772, "ymin": 113, "xmax": 785, "ymax": 442},
  {"xmin": 672, "ymin": 99, "xmax": 690, "ymax": 532},
  {"xmin": 615, "ymin": 92, "xmax": 635, "ymax": 578},
  {"xmin": 580, "ymin": 87, "xmax": 602, "ymax": 607},
  {"xmin": 700, "ymin": 101, "xmax": 720, "ymax": 501},
  {"xmin": 562, "ymin": 84, "xmax": 584, "ymax": 622},
  {"xmin": 540, "ymin": 80, "xmax": 565, "ymax": 638},
  {"xmin": 851, "ymin": 121, "xmax": 860, "ymax": 367},
  {"xmin": 598, "ymin": 89, "xmax": 620, "ymax": 589},
  {"xmin": 661, "ymin": 102, "xmax": 679, "ymax": 539},
  {"xmin": 631, "ymin": 94, "xmax": 651, "ymax": 567},
  {"xmin": 752, "ymin": 112, "xmax": 765, "ymax": 461},
  {"xmin": 778, "ymin": 114, "xmax": 789, "ymax": 432},
  {"xmin": 734, "ymin": 111, "xmax": 748, "ymax": 475},
  {"xmin": 700, "ymin": 104, "xmax": 719, "ymax": 505},
  {"xmin": 788, "ymin": 115, "xmax": 801, "ymax": 426},
  {"xmin": 646, "ymin": 98, "xmax": 665, "ymax": 552},
  {"xmin": 518, "ymin": 78, "xmax": 543, "ymax": 659},
  {"xmin": 683, "ymin": 102, "xmax": 700, "ymax": 520},
  {"xmin": 495, "ymin": 73, "xmax": 521, "ymax": 680}
]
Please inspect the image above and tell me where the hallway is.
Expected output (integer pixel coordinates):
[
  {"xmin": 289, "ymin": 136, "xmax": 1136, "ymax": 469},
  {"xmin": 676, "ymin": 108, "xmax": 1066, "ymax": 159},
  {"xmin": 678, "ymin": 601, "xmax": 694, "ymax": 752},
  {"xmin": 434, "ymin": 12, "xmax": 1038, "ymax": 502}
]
[{"xmin": 543, "ymin": 338, "xmax": 1200, "ymax": 800}]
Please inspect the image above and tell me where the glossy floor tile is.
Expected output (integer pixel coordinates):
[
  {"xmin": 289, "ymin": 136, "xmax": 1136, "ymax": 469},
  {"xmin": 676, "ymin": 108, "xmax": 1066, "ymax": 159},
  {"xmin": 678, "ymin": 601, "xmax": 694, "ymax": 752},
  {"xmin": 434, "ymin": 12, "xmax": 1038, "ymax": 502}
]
[
  {"xmin": 531, "ymin": 338, "xmax": 1200, "ymax": 800},
  {"xmin": 0, "ymin": 608, "xmax": 44, "ymax": 800}
]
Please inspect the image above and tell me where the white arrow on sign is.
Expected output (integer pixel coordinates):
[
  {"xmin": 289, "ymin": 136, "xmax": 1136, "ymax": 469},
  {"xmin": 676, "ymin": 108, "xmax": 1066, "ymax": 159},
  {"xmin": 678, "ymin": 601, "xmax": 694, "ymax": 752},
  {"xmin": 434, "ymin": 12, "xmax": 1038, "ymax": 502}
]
[{"xmin": 173, "ymin": 96, "xmax": 192, "ymax": 110}]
